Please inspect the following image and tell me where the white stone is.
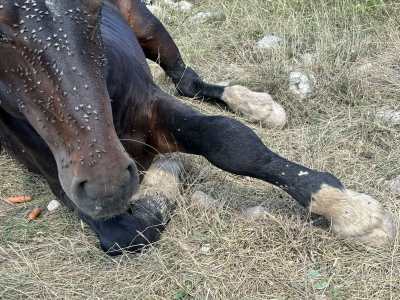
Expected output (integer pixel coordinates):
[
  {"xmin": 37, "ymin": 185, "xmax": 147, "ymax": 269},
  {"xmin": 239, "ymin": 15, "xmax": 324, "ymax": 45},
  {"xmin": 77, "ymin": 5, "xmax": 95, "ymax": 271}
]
[
  {"xmin": 163, "ymin": 0, "xmax": 193, "ymax": 12},
  {"xmin": 241, "ymin": 206, "xmax": 269, "ymax": 219},
  {"xmin": 376, "ymin": 109, "xmax": 400, "ymax": 125},
  {"xmin": 256, "ymin": 34, "xmax": 284, "ymax": 50},
  {"xmin": 289, "ymin": 71, "xmax": 313, "ymax": 99},
  {"xmin": 190, "ymin": 11, "xmax": 225, "ymax": 24},
  {"xmin": 200, "ymin": 243, "xmax": 211, "ymax": 254},
  {"xmin": 47, "ymin": 200, "xmax": 61, "ymax": 212},
  {"xmin": 175, "ymin": 1, "xmax": 193, "ymax": 11},
  {"xmin": 191, "ymin": 191, "xmax": 219, "ymax": 209}
]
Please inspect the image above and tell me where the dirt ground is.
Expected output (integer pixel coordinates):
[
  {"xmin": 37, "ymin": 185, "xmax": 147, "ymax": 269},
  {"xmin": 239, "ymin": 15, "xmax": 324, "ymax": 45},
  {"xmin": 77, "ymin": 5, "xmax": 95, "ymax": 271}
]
[{"xmin": 1, "ymin": 0, "xmax": 400, "ymax": 299}]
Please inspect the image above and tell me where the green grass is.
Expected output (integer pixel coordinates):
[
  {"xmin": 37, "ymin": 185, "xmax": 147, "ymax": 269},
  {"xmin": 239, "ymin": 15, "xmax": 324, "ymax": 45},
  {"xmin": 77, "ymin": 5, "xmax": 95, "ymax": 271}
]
[{"xmin": 1, "ymin": 0, "xmax": 400, "ymax": 299}]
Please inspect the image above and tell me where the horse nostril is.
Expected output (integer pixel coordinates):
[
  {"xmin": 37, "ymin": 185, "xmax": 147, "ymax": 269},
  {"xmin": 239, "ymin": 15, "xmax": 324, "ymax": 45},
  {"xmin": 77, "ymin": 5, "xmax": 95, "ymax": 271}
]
[
  {"xmin": 74, "ymin": 179, "xmax": 88, "ymax": 200},
  {"xmin": 124, "ymin": 162, "xmax": 139, "ymax": 193},
  {"xmin": 127, "ymin": 162, "xmax": 137, "ymax": 180},
  {"xmin": 70, "ymin": 160, "xmax": 138, "ymax": 215}
]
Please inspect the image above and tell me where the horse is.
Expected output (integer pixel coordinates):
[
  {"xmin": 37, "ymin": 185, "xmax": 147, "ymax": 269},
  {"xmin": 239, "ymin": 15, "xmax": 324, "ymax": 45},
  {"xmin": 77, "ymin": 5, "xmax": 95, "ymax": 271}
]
[{"xmin": 0, "ymin": 0, "xmax": 395, "ymax": 255}]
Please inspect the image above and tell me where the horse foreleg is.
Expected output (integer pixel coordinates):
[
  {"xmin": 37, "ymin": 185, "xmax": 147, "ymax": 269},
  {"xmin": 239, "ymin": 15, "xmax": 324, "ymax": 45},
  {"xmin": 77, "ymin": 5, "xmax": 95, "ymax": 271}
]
[{"xmin": 147, "ymin": 91, "xmax": 396, "ymax": 246}]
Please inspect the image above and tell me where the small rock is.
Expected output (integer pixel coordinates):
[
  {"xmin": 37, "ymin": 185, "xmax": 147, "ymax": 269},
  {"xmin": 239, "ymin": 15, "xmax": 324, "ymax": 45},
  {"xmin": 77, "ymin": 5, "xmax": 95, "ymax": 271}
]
[
  {"xmin": 163, "ymin": 0, "xmax": 193, "ymax": 12},
  {"xmin": 189, "ymin": 11, "xmax": 225, "ymax": 24},
  {"xmin": 175, "ymin": 1, "xmax": 193, "ymax": 11},
  {"xmin": 191, "ymin": 191, "xmax": 219, "ymax": 209},
  {"xmin": 289, "ymin": 71, "xmax": 313, "ymax": 99},
  {"xmin": 376, "ymin": 108, "xmax": 400, "ymax": 125},
  {"xmin": 388, "ymin": 176, "xmax": 400, "ymax": 194},
  {"xmin": 47, "ymin": 200, "xmax": 61, "ymax": 212},
  {"xmin": 256, "ymin": 34, "xmax": 284, "ymax": 50},
  {"xmin": 200, "ymin": 243, "xmax": 211, "ymax": 254},
  {"xmin": 241, "ymin": 205, "xmax": 269, "ymax": 219}
]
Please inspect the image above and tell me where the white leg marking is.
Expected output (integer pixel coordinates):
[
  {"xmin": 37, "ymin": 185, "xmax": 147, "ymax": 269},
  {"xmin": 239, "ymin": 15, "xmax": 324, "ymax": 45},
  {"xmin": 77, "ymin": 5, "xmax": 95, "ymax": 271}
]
[
  {"xmin": 311, "ymin": 185, "xmax": 396, "ymax": 246},
  {"xmin": 222, "ymin": 85, "xmax": 287, "ymax": 128},
  {"xmin": 132, "ymin": 155, "xmax": 184, "ymax": 219}
]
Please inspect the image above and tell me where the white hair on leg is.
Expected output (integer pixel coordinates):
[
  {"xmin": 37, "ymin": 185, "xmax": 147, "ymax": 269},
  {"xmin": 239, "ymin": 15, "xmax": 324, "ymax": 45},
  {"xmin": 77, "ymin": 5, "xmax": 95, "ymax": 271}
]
[
  {"xmin": 310, "ymin": 184, "xmax": 396, "ymax": 246},
  {"xmin": 131, "ymin": 154, "xmax": 184, "ymax": 221},
  {"xmin": 222, "ymin": 85, "xmax": 287, "ymax": 129}
]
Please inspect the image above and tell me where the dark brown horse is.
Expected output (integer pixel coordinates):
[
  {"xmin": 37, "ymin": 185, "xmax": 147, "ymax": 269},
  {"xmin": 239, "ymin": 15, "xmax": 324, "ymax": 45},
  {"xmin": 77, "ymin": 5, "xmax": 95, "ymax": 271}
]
[{"xmin": 0, "ymin": 0, "xmax": 395, "ymax": 255}]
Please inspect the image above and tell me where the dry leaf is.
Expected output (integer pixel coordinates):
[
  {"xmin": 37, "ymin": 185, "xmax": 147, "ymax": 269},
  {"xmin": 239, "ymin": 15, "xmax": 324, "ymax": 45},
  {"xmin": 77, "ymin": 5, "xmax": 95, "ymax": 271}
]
[
  {"xmin": 27, "ymin": 207, "xmax": 43, "ymax": 222},
  {"xmin": 4, "ymin": 195, "xmax": 32, "ymax": 205}
]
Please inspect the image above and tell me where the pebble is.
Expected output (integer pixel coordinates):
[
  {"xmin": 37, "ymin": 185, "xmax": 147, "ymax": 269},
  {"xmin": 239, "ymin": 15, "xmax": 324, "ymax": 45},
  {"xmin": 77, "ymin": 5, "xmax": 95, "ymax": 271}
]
[
  {"xmin": 190, "ymin": 11, "xmax": 225, "ymax": 24},
  {"xmin": 288, "ymin": 71, "xmax": 313, "ymax": 99},
  {"xmin": 47, "ymin": 200, "xmax": 61, "ymax": 212},
  {"xmin": 163, "ymin": 0, "xmax": 193, "ymax": 12},
  {"xmin": 256, "ymin": 34, "xmax": 284, "ymax": 50},
  {"xmin": 200, "ymin": 243, "xmax": 211, "ymax": 255}
]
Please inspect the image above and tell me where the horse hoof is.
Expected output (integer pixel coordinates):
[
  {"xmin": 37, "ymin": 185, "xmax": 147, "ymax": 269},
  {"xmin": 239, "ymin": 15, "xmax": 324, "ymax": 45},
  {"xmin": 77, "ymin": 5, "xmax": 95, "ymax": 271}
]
[
  {"xmin": 222, "ymin": 85, "xmax": 287, "ymax": 129},
  {"xmin": 311, "ymin": 185, "xmax": 396, "ymax": 247}
]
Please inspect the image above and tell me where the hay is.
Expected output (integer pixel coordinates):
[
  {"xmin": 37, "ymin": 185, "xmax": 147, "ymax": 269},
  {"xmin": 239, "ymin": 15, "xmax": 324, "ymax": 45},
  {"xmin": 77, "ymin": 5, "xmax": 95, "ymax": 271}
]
[{"xmin": 1, "ymin": 0, "xmax": 400, "ymax": 298}]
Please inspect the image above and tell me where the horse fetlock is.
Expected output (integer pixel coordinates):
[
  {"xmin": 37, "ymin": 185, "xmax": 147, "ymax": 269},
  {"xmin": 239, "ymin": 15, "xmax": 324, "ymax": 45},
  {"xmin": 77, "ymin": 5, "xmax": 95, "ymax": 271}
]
[
  {"xmin": 222, "ymin": 85, "xmax": 287, "ymax": 128},
  {"xmin": 130, "ymin": 195, "xmax": 174, "ymax": 225},
  {"xmin": 310, "ymin": 185, "xmax": 396, "ymax": 246},
  {"xmin": 131, "ymin": 154, "xmax": 184, "ymax": 222}
]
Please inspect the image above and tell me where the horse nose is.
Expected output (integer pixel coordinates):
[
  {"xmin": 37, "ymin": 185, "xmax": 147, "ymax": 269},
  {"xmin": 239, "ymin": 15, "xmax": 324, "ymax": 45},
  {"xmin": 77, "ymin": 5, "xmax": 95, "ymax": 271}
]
[
  {"xmin": 72, "ymin": 160, "xmax": 139, "ymax": 218},
  {"xmin": 80, "ymin": 163, "xmax": 137, "ymax": 199}
]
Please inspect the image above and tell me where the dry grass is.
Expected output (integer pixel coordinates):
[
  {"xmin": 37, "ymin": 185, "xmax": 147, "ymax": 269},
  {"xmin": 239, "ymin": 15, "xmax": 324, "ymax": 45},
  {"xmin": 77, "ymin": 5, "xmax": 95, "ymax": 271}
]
[{"xmin": 2, "ymin": 0, "xmax": 400, "ymax": 299}]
